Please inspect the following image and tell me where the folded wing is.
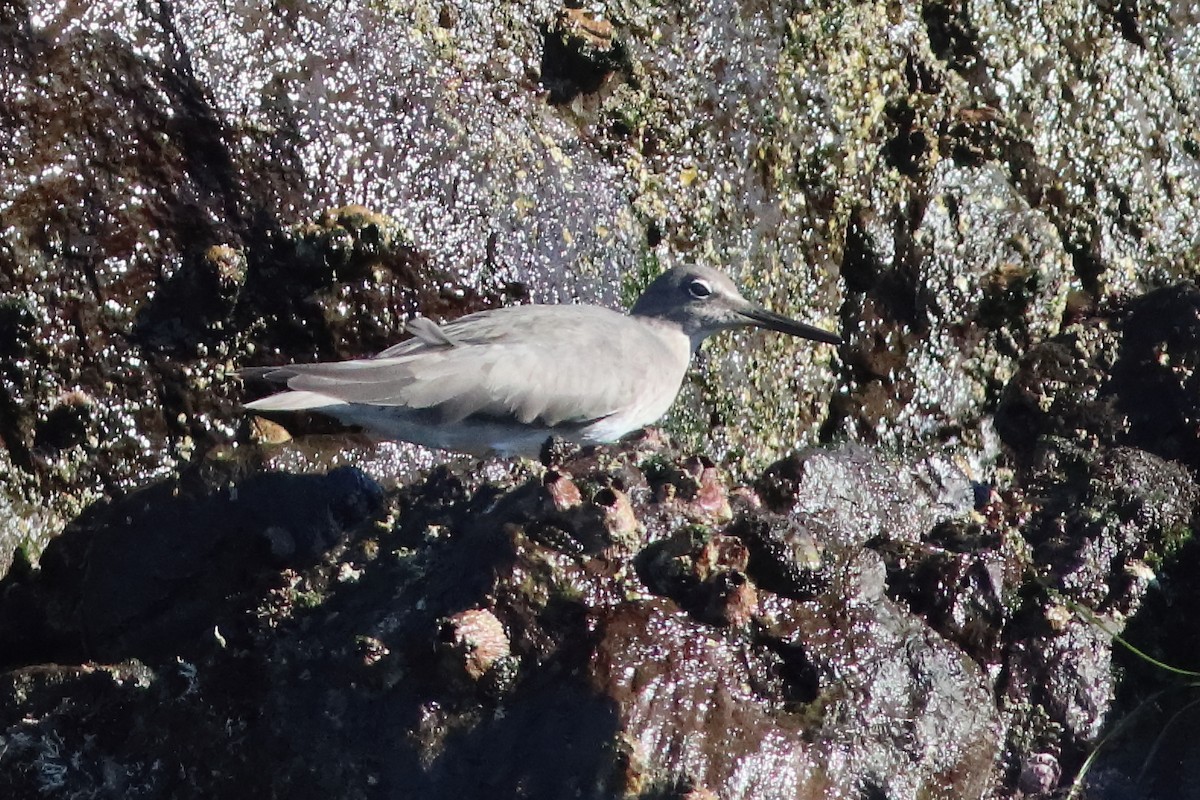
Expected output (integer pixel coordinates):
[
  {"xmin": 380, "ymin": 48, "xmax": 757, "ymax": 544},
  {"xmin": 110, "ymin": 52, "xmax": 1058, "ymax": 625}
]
[{"xmin": 245, "ymin": 305, "xmax": 671, "ymax": 429}]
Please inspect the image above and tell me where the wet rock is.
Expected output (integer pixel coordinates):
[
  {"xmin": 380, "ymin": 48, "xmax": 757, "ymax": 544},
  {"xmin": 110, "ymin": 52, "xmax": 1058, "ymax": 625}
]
[
  {"xmin": 835, "ymin": 160, "xmax": 1073, "ymax": 446},
  {"xmin": 967, "ymin": 4, "xmax": 1200, "ymax": 298},
  {"xmin": 1010, "ymin": 616, "xmax": 1117, "ymax": 745},
  {"xmin": 707, "ymin": 571, "xmax": 758, "ymax": 628},
  {"xmin": 748, "ymin": 445, "xmax": 1019, "ymax": 667},
  {"xmin": 727, "ymin": 511, "xmax": 827, "ymax": 601},
  {"xmin": 1021, "ymin": 443, "xmax": 1196, "ymax": 607},
  {"xmin": 595, "ymin": 586, "xmax": 1002, "ymax": 798},
  {"xmin": 1108, "ymin": 283, "xmax": 1200, "ymax": 469},
  {"xmin": 991, "ymin": 284, "xmax": 1200, "ymax": 474},
  {"xmin": 3, "ymin": 1, "xmax": 1200, "ymax": 798},
  {"xmin": 541, "ymin": 6, "xmax": 629, "ymax": 104},
  {"xmin": 995, "ymin": 321, "xmax": 1125, "ymax": 460},
  {"xmin": 0, "ymin": 465, "xmax": 384, "ymax": 668},
  {"xmin": 1017, "ymin": 752, "xmax": 1061, "ymax": 795},
  {"xmin": 4, "ymin": 435, "xmax": 1176, "ymax": 798},
  {"xmin": 877, "ymin": 532, "xmax": 1016, "ymax": 666},
  {"xmin": 244, "ymin": 205, "xmax": 494, "ymax": 368},
  {"xmin": 1079, "ymin": 536, "xmax": 1200, "ymax": 800},
  {"xmin": 0, "ymin": 3, "xmax": 294, "ymax": 559},
  {"xmin": 992, "ymin": 439, "xmax": 1198, "ymax": 783},
  {"xmin": 594, "ymin": 600, "xmax": 813, "ymax": 795},
  {"xmin": 638, "ymin": 529, "xmax": 756, "ymax": 627},
  {"xmin": 0, "ymin": 443, "xmax": 1022, "ymax": 800},
  {"xmin": 758, "ymin": 444, "xmax": 975, "ymax": 548},
  {"xmin": 135, "ymin": 244, "xmax": 247, "ymax": 354},
  {"xmin": 438, "ymin": 608, "xmax": 512, "ymax": 684},
  {"xmin": 0, "ymin": 660, "xmax": 211, "ymax": 799}
]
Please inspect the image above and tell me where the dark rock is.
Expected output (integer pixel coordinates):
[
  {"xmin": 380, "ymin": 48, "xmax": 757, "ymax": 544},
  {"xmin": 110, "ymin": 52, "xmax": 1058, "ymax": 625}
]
[
  {"xmin": 1017, "ymin": 752, "xmax": 1061, "ymax": 795},
  {"xmin": 0, "ymin": 444, "xmax": 1017, "ymax": 798},
  {"xmin": 1062, "ymin": 534, "xmax": 1200, "ymax": 800},
  {"xmin": 728, "ymin": 511, "xmax": 828, "ymax": 600},
  {"xmin": 877, "ymin": 534, "xmax": 1013, "ymax": 666},
  {"xmin": 1109, "ymin": 283, "xmax": 1200, "ymax": 469},
  {"xmin": 1021, "ymin": 443, "xmax": 1195, "ymax": 606},
  {"xmin": 4, "ymin": 1, "xmax": 1200, "ymax": 797},
  {"xmin": 134, "ymin": 244, "xmax": 247, "ymax": 354},
  {"xmin": 991, "ymin": 440, "xmax": 1198, "ymax": 787},
  {"xmin": 637, "ymin": 528, "xmax": 756, "ymax": 627},
  {"xmin": 438, "ymin": 607, "xmax": 513, "ymax": 684},
  {"xmin": 758, "ymin": 444, "xmax": 975, "ymax": 548},
  {"xmin": 541, "ymin": 7, "xmax": 630, "ymax": 105},
  {"xmin": 995, "ymin": 322, "xmax": 1125, "ymax": 459},
  {"xmin": 833, "ymin": 161, "xmax": 1072, "ymax": 445},
  {"xmin": 0, "ymin": 465, "xmax": 384, "ymax": 668},
  {"xmin": 998, "ymin": 284, "xmax": 1200, "ymax": 472}
]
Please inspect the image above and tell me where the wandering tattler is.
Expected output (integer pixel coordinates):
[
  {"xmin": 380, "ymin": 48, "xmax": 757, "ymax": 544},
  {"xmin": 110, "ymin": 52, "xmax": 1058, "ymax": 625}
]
[{"xmin": 244, "ymin": 266, "xmax": 842, "ymax": 456}]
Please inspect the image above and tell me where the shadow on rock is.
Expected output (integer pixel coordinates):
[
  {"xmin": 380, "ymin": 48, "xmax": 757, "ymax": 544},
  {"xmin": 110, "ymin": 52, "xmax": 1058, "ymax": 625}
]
[
  {"xmin": 997, "ymin": 282, "xmax": 1200, "ymax": 472},
  {"xmin": 1108, "ymin": 282, "xmax": 1200, "ymax": 470},
  {"xmin": 0, "ymin": 465, "xmax": 384, "ymax": 669},
  {"xmin": 0, "ymin": 443, "xmax": 1013, "ymax": 799},
  {"xmin": 1084, "ymin": 536, "xmax": 1200, "ymax": 800}
]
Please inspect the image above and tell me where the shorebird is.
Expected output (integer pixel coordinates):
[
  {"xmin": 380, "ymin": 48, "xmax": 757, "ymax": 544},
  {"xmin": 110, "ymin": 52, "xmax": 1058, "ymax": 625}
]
[{"xmin": 243, "ymin": 266, "xmax": 842, "ymax": 456}]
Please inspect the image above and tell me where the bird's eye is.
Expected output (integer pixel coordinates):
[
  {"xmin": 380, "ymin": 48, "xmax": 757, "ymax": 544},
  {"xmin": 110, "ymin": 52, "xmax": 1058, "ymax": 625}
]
[{"xmin": 687, "ymin": 279, "xmax": 712, "ymax": 299}]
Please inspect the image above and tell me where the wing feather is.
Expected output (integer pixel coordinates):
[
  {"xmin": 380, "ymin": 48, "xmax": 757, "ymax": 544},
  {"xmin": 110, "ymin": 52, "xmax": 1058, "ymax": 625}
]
[{"xmin": 251, "ymin": 304, "xmax": 684, "ymax": 430}]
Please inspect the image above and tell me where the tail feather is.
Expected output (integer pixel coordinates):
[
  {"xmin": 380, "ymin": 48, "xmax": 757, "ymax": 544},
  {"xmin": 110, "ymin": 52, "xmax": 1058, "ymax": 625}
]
[
  {"xmin": 239, "ymin": 366, "xmax": 297, "ymax": 382},
  {"xmin": 244, "ymin": 390, "xmax": 347, "ymax": 412}
]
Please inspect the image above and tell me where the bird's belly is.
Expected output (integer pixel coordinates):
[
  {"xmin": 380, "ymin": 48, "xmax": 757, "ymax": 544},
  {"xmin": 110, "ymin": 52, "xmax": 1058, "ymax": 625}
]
[
  {"xmin": 578, "ymin": 372, "xmax": 685, "ymax": 444},
  {"xmin": 331, "ymin": 381, "xmax": 682, "ymax": 454}
]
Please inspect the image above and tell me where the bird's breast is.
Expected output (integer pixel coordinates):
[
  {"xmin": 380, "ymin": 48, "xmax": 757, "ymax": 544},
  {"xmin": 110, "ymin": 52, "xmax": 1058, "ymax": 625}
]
[{"xmin": 579, "ymin": 319, "xmax": 693, "ymax": 442}]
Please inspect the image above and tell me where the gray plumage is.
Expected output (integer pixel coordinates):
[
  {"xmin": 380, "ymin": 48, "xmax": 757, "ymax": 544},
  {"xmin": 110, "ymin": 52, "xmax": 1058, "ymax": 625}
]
[{"xmin": 244, "ymin": 265, "xmax": 842, "ymax": 456}]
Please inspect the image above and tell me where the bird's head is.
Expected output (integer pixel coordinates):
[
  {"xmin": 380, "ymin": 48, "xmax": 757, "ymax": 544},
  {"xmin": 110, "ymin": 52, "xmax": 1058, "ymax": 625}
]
[{"xmin": 629, "ymin": 265, "xmax": 843, "ymax": 350}]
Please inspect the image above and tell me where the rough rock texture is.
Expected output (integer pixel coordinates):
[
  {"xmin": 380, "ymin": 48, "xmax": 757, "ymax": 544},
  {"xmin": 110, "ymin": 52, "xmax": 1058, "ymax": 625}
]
[
  {"xmin": 2, "ymin": 0, "xmax": 1200, "ymax": 798},
  {"xmin": 0, "ymin": 444, "xmax": 1005, "ymax": 799},
  {"xmin": 836, "ymin": 160, "xmax": 1073, "ymax": 443}
]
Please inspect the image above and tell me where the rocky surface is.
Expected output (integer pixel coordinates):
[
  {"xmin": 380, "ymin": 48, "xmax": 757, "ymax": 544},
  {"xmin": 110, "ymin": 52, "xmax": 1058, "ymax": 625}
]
[{"xmin": 3, "ymin": 1, "xmax": 1200, "ymax": 798}]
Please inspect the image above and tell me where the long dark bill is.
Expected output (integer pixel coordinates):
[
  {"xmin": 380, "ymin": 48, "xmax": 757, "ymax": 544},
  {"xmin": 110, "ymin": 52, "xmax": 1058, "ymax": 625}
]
[{"xmin": 739, "ymin": 305, "xmax": 843, "ymax": 345}]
